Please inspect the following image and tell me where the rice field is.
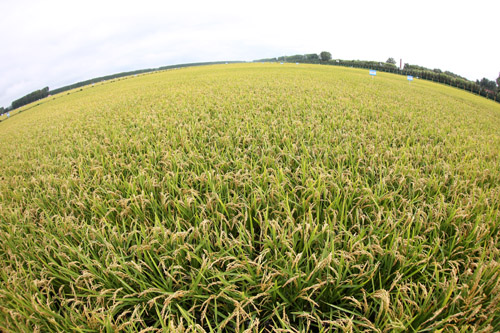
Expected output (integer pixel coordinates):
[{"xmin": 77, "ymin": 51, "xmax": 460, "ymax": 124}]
[{"xmin": 0, "ymin": 63, "xmax": 499, "ymax": 331}]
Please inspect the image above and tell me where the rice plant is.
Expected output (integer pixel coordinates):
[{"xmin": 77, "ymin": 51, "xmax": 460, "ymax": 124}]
[{"xmin": 1, "ymin": 63, "xmax": 499, "ymax": 331}]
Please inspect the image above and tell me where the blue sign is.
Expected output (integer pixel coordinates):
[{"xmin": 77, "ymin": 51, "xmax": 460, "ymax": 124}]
[
  {"xmin": 369, "ymin": 70, "xmax": 377, "ymax": 76},
  {"xmin": 407, "ymin": 75, "xmax": 414, "ymax": 81}
]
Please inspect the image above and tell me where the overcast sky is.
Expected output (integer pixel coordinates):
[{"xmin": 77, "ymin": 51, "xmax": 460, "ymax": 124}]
[{"xmin": 1, "ymin": 0, "xmax": 499, "ymax": 107}]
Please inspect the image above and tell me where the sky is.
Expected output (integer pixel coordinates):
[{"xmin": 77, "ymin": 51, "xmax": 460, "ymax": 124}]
[{"xmin": 1, "ymin": 0, "xmax": 499, "ymax": 108}]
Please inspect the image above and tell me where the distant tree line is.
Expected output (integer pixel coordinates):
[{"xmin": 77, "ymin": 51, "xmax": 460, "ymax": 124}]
[
  {"xmin": 476, "ymin": 78, "xmax": 497, "ymax": 91},
  {"xmin": 48, "ymin": 70, "xmax": 152, "ymax": 96},
  {"xmin": 255, "ymin": 53, "xmax": 334, "ymax": 64},
  {"xmin": 255, "ymin": 54, "xmax": 315, "ymax": 63},
  {"xmin": 254, "ymin": 52, "xmax": 500, "ymax": 103},
  {"xmin": 399, "ymin": 64, "xmax": 499, "ymax": 101},
  {"xmin": 333, "ymin": 59, "xmax": 399, "ymax": 71},
  {"xmin": 10, "ymin": 87, "xmax": 49, "ymax": 110}
]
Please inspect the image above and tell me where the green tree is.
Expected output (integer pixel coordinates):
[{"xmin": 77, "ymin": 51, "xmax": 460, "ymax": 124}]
[
  {"xmin": 305, "ymin": 53, "xmax": 319, "ymax": 61},
  {"xmin": 496, "ymin": 73, "xmax": 500, "ymax": 91},
  {"xmin": 478, "ymin": 78, "xmax": 497, "ymax": 91},
  {"xmin": 11, "ymin": 86, "xmax": 49, "ymax": 110},
  {"xmin": 320, "ymin": 51, "xmax": 332, "ymax": 62},
  {"xmin": 386, "ymin": 57, "xmax": 396, "ymax": 65}
]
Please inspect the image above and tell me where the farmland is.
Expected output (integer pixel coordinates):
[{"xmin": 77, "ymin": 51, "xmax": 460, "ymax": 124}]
[{"xmin": 1, "ymin": 63, "xmax": 499, "ymax": 331}]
